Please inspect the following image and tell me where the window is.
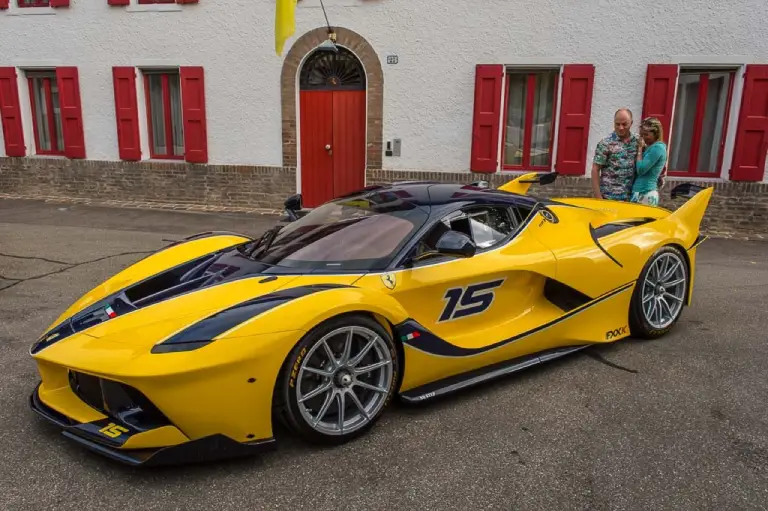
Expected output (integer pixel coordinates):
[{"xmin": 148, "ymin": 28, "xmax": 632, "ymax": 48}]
[
  {"xmin": 668, "ymin": 69, "xmax": 736, "ymax": 176},
  {"xmin": 27, "ymin": 72, "xmax": 65, "ymax": 156},
  {"xmin": 407, "ymin": 205, "xmax": 516, "ymax": 266},
  {"xmin": 470, "ymin": 64, "xmax": 594, "ymax": 176},
  {"xmin": 143, "ymin": 71, "xmax": 184, "ymax": 159},
  {"xmin": 253, "ymin": 201, "xmax": 430, "ymax": 271},
  {"xmin": 502, "ymin": 69, "xmax": 559, "ymax": 170},
  {"xmin": 18, "ymin": 0, "xmax": 49, "ymax": 6},
  {"xmin": 444, "ymin": 206, "xmax": 515, "ymax": 249},
  {"xmin": 137, "ymin": 0, "xmax": 175, "ymax": 3},
  {"xmin": 114, "ymin": 66, "xmax": 207, "ymax": 163}
]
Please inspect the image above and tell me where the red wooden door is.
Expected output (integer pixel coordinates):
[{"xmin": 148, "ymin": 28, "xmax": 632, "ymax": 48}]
[
  {"xmin": 331, "ymin": 90, "xmax": 366, "ymax": 199},
  {"xmin": 299, "ymin": 91, "xmax": 334, "ymax": 208},
  {"xmin": 298, "ymin": 47, "xmax": 367, "ymax": 208}
]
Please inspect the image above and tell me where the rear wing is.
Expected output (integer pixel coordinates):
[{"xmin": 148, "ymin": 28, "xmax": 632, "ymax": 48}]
[
  {"xmin": 495, "ymin": 171, "xmax": 558, "ymax": 195},
  {"xmin": 667, "ymin": 183, "xmax": 714, "ymax": 238},
  {"xmin": 670, "ymin": 182, "xmax": 706, "ymax": 200}
]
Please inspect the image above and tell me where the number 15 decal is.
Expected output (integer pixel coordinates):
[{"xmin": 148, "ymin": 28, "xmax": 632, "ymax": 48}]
[{"xmin": 438, "ymin": 279, "xmax": 505, "ymax": 322}]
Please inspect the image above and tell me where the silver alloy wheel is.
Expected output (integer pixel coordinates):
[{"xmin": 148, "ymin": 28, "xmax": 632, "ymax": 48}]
[
  {"xmin": 641, "ymin": 252, "xmax": 687, "ymax": 330},
  {"xmin": 295, "ymin": 326, "xmax": 394, "ymax": 436}
]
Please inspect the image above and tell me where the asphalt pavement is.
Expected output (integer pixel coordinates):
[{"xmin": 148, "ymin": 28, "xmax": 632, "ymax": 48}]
[{"xmin": 1, "ymin": 198, "xmax": 767, "ymax": 511}]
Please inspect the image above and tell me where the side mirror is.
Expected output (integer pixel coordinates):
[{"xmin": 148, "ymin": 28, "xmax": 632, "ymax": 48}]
[
  {"xmin": 435, "ymin": 230, "xmax": 476, "ymax": 258},
  {"xmin": 284, "ymin": 193, "xmax": 302, "ymax": 212}
]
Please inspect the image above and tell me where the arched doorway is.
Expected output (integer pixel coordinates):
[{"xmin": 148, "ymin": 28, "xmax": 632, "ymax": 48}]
[{"xmin": 299, "ymin": 46, "xmax": 367, "ymax": 207}]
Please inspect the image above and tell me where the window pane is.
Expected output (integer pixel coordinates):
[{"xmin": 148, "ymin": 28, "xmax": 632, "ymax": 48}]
[
  {"xmin": 503, "ymin": 74, "xmax": 527, "ymax": 167},
  {"xmin": 530, "ymin": 71, "xmax": 557, "ymax": 167},
  {"xmin": 148, "ymin": 75, "xmax": 167, "ymax": 156},
  {"xmin": 465, "ymin": 207, "xmax": 513, "ymax": 249},
  {"xmin": 168, "ymin": 74, "xmax": 184, "ymax": 156},
  {"xmin": 669, "ymin": 73, "xmax": 700, "ymax": 171},
  {"xmin": 19, "ymin": 0, "xmax": 50, "ymax": 6},
  {"xmin": 50, "ymin": 80, "xmax": 65, "ymax": 153},
  {"xmin": 31, "ymin": 78, "xmax": 51, "ymax": 152},
  {"xmin": 696, "ymin": 72, "xmax": 731, "ymax": 173},
  {"xmin": 258, "ymin": 202, "xmax": 430, "ymax": 271}
]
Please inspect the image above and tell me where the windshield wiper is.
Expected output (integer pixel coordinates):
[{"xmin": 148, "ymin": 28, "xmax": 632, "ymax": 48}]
[{"xmin": 239, "ymin": 225, "xmax": 282, "ymax": 259}]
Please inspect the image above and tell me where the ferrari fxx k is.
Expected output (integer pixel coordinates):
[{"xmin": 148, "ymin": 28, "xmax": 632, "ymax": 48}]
[{"xmin": 29, "ymin": 172, "xmax": 713, "ymax": 466}]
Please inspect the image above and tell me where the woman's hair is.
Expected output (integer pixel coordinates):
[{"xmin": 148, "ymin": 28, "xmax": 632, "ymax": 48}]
[{"xmin": 640, "ymin": 117, "xmax": 664, "ymax": 142}]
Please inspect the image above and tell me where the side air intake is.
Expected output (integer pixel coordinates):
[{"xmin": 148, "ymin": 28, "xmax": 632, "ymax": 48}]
[{"xmin": 544, "ymin": 279, "xmax": 592, "ymax": 312}]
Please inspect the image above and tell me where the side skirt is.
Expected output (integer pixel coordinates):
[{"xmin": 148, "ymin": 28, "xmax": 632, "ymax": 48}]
[{"xmin": 398, "ymin": 344, "xmax": 590, "ymax": 403}]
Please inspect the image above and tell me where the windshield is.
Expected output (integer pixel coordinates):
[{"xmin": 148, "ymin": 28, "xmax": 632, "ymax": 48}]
[{"xmin": 254, "ymin": 199, "xmax": 430, "ymax": 271}]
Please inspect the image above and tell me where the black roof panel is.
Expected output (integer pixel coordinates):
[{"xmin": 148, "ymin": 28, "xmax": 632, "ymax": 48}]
[{"xmin": 331, "ymin": 181, "xmax": 543, "ymax": 218}]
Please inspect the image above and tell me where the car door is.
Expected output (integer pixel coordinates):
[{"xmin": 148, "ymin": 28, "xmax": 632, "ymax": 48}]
[{"xmin": 385, "ymin": 203, "xmax": 558, "ymax": 366}]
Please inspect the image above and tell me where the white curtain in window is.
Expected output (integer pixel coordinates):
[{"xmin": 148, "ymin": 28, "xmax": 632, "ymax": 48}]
[
  {"xmin": 669, "ymin": 74, "xmax": 700, "ymax": 171},
  {"xmin": 504, "ymin": 74, "xmax": 527, "ymax": 166},
  {"xmin": 169, "ymin": 75, "xmax": 184, "ymax": 156},
  {"xmin": 697, "ymin": 73, "xmax": 730, "ymax": 173},
  {"xmin": 50, "ymin": 81, "xmax": 64, "ymax": 152},
  {"xmin": 32, "ymin": 78, "xmax": 51, "ymax": 152},
  {"xmin": 148, "ymin": 75, "xmax": 166, "ymax": 155},
  {"xmin": 530, "ymin": 71, "xmax": 556, "ymax": 167}
]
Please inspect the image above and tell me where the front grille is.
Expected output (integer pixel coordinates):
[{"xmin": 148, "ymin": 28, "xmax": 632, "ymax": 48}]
[
  {"xmin": 68, "ymin": 371, "xmax": 171, "ymax": 431},
  {"xmin": 68, "ymin": 371, "xmax": 103, "ymax": 410}
]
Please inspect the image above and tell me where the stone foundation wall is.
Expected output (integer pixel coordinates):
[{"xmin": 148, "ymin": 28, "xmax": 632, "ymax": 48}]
[
  {"xmin": 0, "ymin": 158, "xmax": 296, "ymax": 210},
  {"xmin": 1, "ymin": 158, "xmax": 766, "ymax": 238}
]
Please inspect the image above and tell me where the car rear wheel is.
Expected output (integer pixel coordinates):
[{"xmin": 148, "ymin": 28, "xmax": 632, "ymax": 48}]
[
  {"xmin": 629, "ymin": 245, "xmax": 689, "ymax": 339},
  {"xmin": 277, "ymin": 314, "xmax": 399, "ymax": 445}
]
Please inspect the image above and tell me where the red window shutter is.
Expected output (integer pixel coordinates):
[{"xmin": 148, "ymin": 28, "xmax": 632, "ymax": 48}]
[
  {"xmin": 50, "ymin": 0, "xmax": 70, "ymax": 7},
  {"xmin": 108, "ymin": 0, "xmax": 130, "ymax": 5},
  {"xmin": 469, "ymin": 64, "xmax": 503, "ymax": 173},
  {"xmin": 555, "ymin": 64, "xmax": 595, "ymax": 175},
  {"xmin": 641, "ymin": 64, "xmax": 678, "ymax": 143},
  {"xmin": 0, "ymin": 0, "xmax": 9, "ymax": 10},
  {"xmin": 112, "ymin": 67, "xmax": 141, "ymax": 161},
  {"xmin": 730, "ymin": 64, "xmax": 768, "ymax": 182},
  {"xmin": 0, "ymin": 67, "xmax": 26, "ymax": 157},
  {"xmin": 180, "ymin": 66, "xmax": 208, "ymax": 163},
  {"xmin": 55, "ymin": 67, "xmax": 87, "ymax": 159}
]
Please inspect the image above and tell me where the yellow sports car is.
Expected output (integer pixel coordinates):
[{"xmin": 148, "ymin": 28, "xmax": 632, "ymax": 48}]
[{"xmin": 29, "ymin": 172, "xmax": 713, "ymax": 466}]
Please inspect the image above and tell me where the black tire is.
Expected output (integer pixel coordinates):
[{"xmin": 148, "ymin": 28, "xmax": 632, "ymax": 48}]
[
  {"xmin": 275, "ymin": 313, "xmax": 399, "ymax": 445},
  {"xmin": 629, "ymin": 245, "xmax": 689, "ymax": 339}
]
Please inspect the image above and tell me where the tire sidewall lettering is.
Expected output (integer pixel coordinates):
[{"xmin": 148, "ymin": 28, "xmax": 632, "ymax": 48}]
[{"xmin": 289, "ymin": 346, "xmax": 308, "ymax": 388}]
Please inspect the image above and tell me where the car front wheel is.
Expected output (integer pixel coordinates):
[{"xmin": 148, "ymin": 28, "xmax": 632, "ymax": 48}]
[{"xmin": 277, "ymin": 314, "xmax": 399, "ymax": 445}]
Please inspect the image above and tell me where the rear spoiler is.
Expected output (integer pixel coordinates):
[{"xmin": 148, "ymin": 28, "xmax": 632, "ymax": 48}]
[
  {"xmin": 495, "ymin": 171, "xmax": 558, "ymax": 195},
  {"xmin": 667, "ymin": 183, "xmax": 714, "ymax": 237}
]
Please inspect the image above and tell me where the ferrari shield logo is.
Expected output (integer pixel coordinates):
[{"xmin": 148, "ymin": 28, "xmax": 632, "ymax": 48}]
[{"xmin": 381, "ymin": 273, "xmax": 396, "ymax": 290}]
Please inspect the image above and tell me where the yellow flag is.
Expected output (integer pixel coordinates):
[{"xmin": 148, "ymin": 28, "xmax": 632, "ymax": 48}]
[{"xmin": 275, "ymin": 0, "xmax": 297, "ymax": 56}]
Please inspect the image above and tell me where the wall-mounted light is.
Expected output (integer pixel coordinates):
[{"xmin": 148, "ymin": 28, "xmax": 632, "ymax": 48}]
[{"xmin": 316, "ymin": 1, "xmax": 339, "ymax": 52}]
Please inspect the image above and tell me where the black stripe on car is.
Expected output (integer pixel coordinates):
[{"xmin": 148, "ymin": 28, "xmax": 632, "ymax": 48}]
[
  {"xmin": 151, "ymin": 284, "xmax": 353, "ymax": 354},
  {"xmin": 394, "ymin": 281, "xmax": 635, "ymax": 357}
]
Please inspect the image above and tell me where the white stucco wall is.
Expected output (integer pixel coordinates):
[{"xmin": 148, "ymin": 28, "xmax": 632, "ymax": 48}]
[{"xmin": 0, "ymin": 0, "xmax": 766, "ymax": 180}]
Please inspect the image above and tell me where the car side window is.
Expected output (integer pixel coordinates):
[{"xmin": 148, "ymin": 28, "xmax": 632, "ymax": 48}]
[
  {"xmin": 404, "ymin": 220, "xmax": 453, "ymax": 266},
  {"xmin": 446, "ymin": 206, "xmax": 515, "ymax": 249},
  {"xmin": 400, "ymin": 205, "xmax": 517, "ymax": 268}
]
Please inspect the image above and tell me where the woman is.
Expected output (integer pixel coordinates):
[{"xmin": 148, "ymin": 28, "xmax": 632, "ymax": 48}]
[{"xmin": 631, "ymin": 117, "xmax": 667, "ymax": 206}]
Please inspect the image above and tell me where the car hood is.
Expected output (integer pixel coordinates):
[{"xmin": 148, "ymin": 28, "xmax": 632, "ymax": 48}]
[{"xmin": 32, "ymin": 234, "xmax": 362, "ymax": 354}]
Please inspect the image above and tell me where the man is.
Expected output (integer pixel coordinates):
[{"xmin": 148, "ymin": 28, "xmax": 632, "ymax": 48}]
[{"xmin": 591, "ymin": 108, "xmax": 640, "ymax": 201}]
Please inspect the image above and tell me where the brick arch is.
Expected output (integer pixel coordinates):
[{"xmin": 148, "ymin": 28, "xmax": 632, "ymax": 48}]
[{"xmin": 280, "ymin": 26, "xmax": 384, "ymax": 172}]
